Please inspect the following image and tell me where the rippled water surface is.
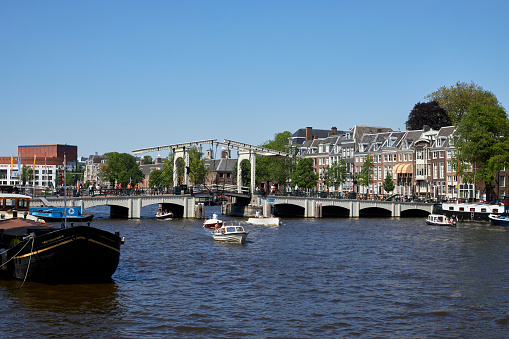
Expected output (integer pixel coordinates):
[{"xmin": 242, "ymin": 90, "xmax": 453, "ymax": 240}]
[{"xmin": 1, "ymin": 206, "xmax": 508, "ymax": 338}]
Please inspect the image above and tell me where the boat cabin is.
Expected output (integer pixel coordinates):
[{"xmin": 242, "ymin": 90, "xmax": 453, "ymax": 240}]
[{"xmin": 0, "ymin": 193, "xmax": 31, "ymax": 220}]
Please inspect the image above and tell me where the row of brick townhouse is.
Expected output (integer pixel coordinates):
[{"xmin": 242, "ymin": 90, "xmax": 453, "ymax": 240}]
[{"xmin": 292, "ymin": 125, "xmax": 508, "ymax": 201}]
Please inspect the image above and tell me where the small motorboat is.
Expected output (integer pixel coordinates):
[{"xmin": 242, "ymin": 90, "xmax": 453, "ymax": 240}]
[
  {"xmin": 203, "ymin": 218, "xmax": 225, "ymax": 228},
  {"xmin": 246, "ymin": 217, "xmax": 280, "ymax": 226},
  {"xmin": 425, "ymin": 214, "xmax": 456, "ymax": 227},
  {"xmin": 155, "ymin": 211, "xmax": 173, "ymax": 220},
  {"xmin": 29, "ymin": 206, "xmax": 94, "ymax": 222},
  {"xmin": 212, "ymin": 224, "xmax": 249, "ymax": 243},
  {"xmin": 488, "ymin": 214, "xmax": 509, "ymax": 226}
]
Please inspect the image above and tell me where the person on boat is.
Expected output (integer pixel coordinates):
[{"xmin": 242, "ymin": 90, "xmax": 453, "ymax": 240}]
[
  {"xmin": 255, "ymin": 210, "xmax": 260, "ymax": 218},
  {"xmin": 212, "ymin": 212, "xmax": 217, "ymax": 219}
]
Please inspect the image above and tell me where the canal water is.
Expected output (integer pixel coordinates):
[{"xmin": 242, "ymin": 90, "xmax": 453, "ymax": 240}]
[{"xmin": 1, "ymin": 205, "xmax": 508, "ymax": 338}]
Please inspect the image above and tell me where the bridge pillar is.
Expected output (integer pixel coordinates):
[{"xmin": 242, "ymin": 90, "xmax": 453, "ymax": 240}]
[
  {"xmin": 195, "ymin": 203, "xmax": 205, "ymax": 219},
  {"xmin": 304, "ymin": 199, "xmax": 314, "ymax": 217},
  {"xmin": 315, "ymin": 202, "xmax": 322, "ymax": 218},
  {"xmin": 183, "ymin": 197, "xmax": 196, "ymax": 218},
  {"xmin": 174, "ymin": 147, "xmax": 190, "ymax": 188},
  {"xmin": 127, "ymin": 197, "xmax": 142, "ymax": 218},
  {"xmin": 392, "ymin": 202, "xmax": 401, "ymax": 217},
  {"xmin": 350, "ymin": 201, "xmax": 359, "ymax": 217},
  {"xmin": 237, "ymin": 151, "xmax": 256, "ymax": 194}
]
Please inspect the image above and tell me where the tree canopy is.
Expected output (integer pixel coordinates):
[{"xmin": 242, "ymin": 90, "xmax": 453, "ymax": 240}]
[
  {"xmin": 188, "ymin": 146, "xmax": 208, "ymax": 185},
  {"xmin": 383, "ymin": 171, "xmax": 395, "ymax": 193},
  {"xmin": 99, "ymin": 152, "xmax": 144, "ymax": 186},
  {"xmin": 20, "ymin": 165, "xmax": 33, "ymax": 186},
  {"xmin": 356, "ymin": 155, "xmax": 374, "ymax": 189},
  {"xmin": 150, "ymin": 153, "xmax": 174, "ymax": 187},
  {"xmin": 143, "ymin": 155, "xmax": 153, "ymax": 164},
  {"xmin": 406, "ymin": 101, "xmax": 451, "ymax": 130},
  {"xmin": 292, "ymin": 158, "xmax": 318, "ymax": 190},
  {"xmin": 425, "ymin": 81, "xmax": 501, "ymax": 125},
  {"xmin": 326, "ymin": 158, "xmax": 348, "ymax": 190},
  {"xmin": 256, "ymin": 131, "xmax": 296, "ymax": 188},
  {"xmin": 453, "ymin": 104, "xmax": 509, "ymax": 201}
]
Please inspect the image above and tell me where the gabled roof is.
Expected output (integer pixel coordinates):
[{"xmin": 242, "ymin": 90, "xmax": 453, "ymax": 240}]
[
  {"xmin": 205, "ymin": 158, "xmax": 236, "ymax": 172},
  {"xmin": 350, "ymin": 125, "xmax": 393, "ymax": 139}
]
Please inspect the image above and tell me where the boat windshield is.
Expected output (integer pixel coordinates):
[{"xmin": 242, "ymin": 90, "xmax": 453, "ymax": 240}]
[{"xmin": 226, "ymin": 227, "xmax": 236, "ymax": 232}]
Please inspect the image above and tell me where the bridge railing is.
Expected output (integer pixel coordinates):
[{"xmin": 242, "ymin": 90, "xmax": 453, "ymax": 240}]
[
  {"xmin": 192, "ymin": 184, "xmax": 251, "ymax": 195},
  {"xmin": 254, "ymin": 190, "xmax": 434, "ymax": 203}
]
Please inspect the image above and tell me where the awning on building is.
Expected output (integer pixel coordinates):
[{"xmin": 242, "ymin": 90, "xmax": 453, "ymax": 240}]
[
  {"xmin": 401, "ymin": 164, "xmax": 412, "ymax": 174},
  {"xmin": 392, "ymin": 164, "xmax": 402, "ymax": 173}
]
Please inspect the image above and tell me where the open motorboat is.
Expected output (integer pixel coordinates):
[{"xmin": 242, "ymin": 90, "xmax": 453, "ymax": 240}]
[
  {"xmin": 0, "ymin": 188, "xmax": 123, "ymax": 283},
  {"xmin": 488, "ymin": 214, "xmax": 509, "ymax": 226},
  {"xmin": 246, "ymin": 216, "xmax": 280, "ymax": 226},
  {"xmin": 155, "ymin": 204, "xmax": 173, "ymax": 219},
  {"xmin": 425, "ymin": 214, "xmax": 456, "ymax": 227},
  {"xmin": 203, "ymin": 218, "xmax": 225, "ymax": 228},
  {"xmin": 155, "ymin": 210, "xmax": 173, "ymax": 220},
  {"xmin": 211, "ymin": 224, "xmax": 249, "ymax": 243}
]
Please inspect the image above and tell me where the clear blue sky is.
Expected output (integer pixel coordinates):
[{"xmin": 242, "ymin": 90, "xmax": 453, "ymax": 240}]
[{"xmin": 1, "ymin": 1, "xmax": 508, "ymax": 159}]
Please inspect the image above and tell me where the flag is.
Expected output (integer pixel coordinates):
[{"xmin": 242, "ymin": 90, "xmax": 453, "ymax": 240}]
[
  {"xmin": 33, "ymin": 154, "xmax": 36, "ymax": 175},
  {"xmin": 10, "ymin": 155, "xmax": 13, "ymax": 175}
]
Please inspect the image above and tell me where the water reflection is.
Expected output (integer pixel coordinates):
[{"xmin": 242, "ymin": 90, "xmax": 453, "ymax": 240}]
[
  {"xmin": 0, "ymin": 280, "xmax": 124, "ymax": 336},
  {"xmin": 1, "ymin": 208, "xmax": 508, "ymax": 338}
]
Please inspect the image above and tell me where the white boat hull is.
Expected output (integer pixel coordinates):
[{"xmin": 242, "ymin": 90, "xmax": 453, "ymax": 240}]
[
  {"xmin": 212, "ymin": 225, "xmax": 249, "ymax": 243},
  {"xmin": 246, "ymin": 217, "xmax": 280, "ymax": 226},
  {"xmin": 212, "ymin": 232, "xmax": 248, "ymax": 243},
  {"xmin": 426, "ymin": 214, "xmax": 456, "ymax": 227}
]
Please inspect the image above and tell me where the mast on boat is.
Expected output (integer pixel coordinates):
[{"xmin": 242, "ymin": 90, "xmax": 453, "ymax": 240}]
[{"xmin": 64, "ymin": 153, "xmax": 67, "ymax": 228}]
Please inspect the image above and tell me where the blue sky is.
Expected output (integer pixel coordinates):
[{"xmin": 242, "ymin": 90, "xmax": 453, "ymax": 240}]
[{"xmin": 1, "ymin": 1, "xmax": 508, "ymax": 158}]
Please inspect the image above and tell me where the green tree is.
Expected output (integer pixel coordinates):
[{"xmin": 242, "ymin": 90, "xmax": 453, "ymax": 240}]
[
  {"xmin": 327, "ymin": 158, "xmax": 348, "ymax": 190},
  {"xmin": 425, "ymin": 81, "xmax": 501, "ymax": 125},
  {"xmin": 188, "ymin": 146, "xmax": 208, "ymax": 185},
  {"xmin": 292, "ymin": 158, "xmax": 319, "ymax": 190},
  {"xmin": 406, "ymin": 101, "xmax": 451, "ymax": 130},
  {"xmin": 149, "ymin": 169, "xmax": 162, "ymax": 187},
  {"xmin": 20, "ymin": 165, "xmax": 33, "ymax": 186},
  {"xmin": 257, "ymin": 131, "xmax": 296, "ymax": 189},
  {"xmin": 356, "ymin": 155, "xmax": 374, "ymax": 190},
  {"xmin": 383, "ymin": 171, "xmax": 395, "ymax": 193},
  {"xmin": 54, "ymin": 167, "xmax": 76, "ymax": 187},
  {"xmin": 150, "ymin": 153, "xmax": 174, "ymax": 187},
  {"xmin": 453, "ymin": 104, "xmax": 509, "ymax": 201},
  {"xmin": 233, "ymin": 160, "xmax": 251, "ymax": 187},
  {"xmin": 99, "ymin": 152, "xmax": 144, "ymax": 186},
  {"xmin": 143, "ymin": 155, "xmax": 153, "ymax": 164}
]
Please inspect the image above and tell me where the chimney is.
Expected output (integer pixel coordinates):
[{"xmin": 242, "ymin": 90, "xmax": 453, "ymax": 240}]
[
  {"xmin": 306, "ymin": 127, "xmax": 312, "ymax": 141},
  {"xmin": 156, "ymin": 157, "xmax": 163, "ymax": 164},
  {"xmin": 206, "ymin": 149, "xmax": 213, "ymax": 160},
  {"xmin": 332, "ymin": 127, "xmax": 337, "ymax": 135},
  {"xmin": 221, "ymin": 150, "xmax": 230, "ymax": 159},
  {"xmin": 423, "ymin": 125, "xmax": 430, "ymax": 131},
  {"xmin": 328, "ymin": 130, "xmax": 332, "ymax": 137},
  {"xmin": 140, "ymin": 157, "xmax": 144, "ymax": 165}
]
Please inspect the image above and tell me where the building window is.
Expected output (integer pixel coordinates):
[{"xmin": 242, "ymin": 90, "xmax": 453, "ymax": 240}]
[{"xmin": 501, "ymin": 176, "xmax": 505, "ymax": 187}]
